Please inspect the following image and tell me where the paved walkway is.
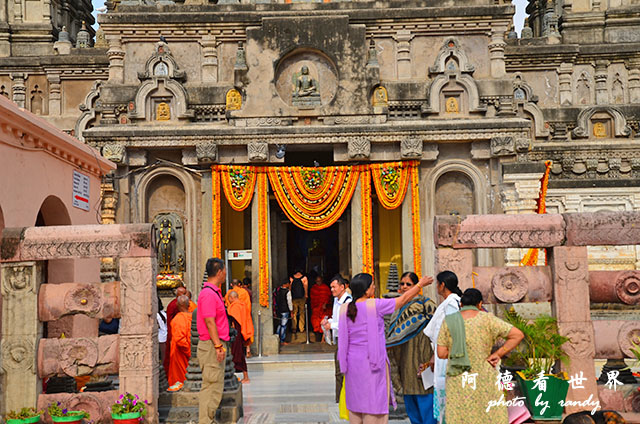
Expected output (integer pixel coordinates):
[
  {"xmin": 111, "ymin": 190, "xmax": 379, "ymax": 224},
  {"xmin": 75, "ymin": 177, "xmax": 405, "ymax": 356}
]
[{"xmin": 238, "ymin": 354, "xmax": 409, "ymax": 424}]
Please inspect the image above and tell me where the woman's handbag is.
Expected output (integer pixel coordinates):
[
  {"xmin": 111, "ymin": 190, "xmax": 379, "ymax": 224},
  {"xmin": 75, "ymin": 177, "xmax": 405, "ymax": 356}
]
[{"xmin": 339, "ymin": 379, "xmax": 349, "ymax": 420}]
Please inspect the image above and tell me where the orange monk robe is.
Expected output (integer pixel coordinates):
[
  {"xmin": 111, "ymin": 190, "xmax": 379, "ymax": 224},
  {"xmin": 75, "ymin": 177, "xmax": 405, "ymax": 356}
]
[
  {"xmin": 188, "ymin": 300, "xmax": 196, "ymax": 312},
  {"xmin": 227, "ymin": 301, "xmax": 253, "ymax": 346},
  {"xmin": 167, "ymin": 311, "xmax": 192, "ymax": 386},
  {"xmin": 225, "ymin": 287, "xmax": 254, "ymax": 343},
  {"xmin": 310, "ymin": 283, "xmax": 332, "ymax": 333}
]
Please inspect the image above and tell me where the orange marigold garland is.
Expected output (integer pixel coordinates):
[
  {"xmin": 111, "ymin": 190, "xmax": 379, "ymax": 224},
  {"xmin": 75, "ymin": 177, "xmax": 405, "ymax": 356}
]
[
  {"xmin": 257, "ymin": 170, "xmax": 270, "ymax": 307},
  {"xmin": 219, "ymin": 165, "xmax": 257, "ymax": 211},
  {"xmin": 520, "ymin": 160, "xmax": 553, "ymax": 266},
  {"xmin": 371, "ymin": 161, "xmax": 410, "ymax": 210},
  {"xmin": 211, "ymin": 166, "xmax": 222, "ymax": 258},
  {"xmin": 409, "ymin": 161, "xmax": 422, "ymax": 277},
  {"xmin": 361, "ymin": 167, "xmax": 374, "ymax": 275},
  {"xmin": 267, "ymin": 166, "xmax": 360, "ymax": 231}
]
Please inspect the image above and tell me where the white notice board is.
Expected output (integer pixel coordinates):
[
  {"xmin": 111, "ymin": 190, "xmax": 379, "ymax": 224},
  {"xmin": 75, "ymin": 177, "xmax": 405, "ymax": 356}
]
[{"xmin": 72, "ymin": 170, "xmax": 90, "ymax": 211}]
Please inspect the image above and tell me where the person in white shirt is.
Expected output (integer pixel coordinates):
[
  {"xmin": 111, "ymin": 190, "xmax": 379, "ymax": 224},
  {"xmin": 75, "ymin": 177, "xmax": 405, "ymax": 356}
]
[
  {"xmin": 157, "ymin": 297, "xmax": 168, "ymax": 363},
  {"xmin": 321, "ymin": 274, "xmax": 352, "ymax": 403}
]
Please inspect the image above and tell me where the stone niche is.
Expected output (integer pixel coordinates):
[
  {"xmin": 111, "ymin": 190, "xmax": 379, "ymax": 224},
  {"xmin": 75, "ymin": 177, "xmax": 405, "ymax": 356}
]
[
  {"xmin": 241, "ymin": 15, "xmax": 379, "ymax": 117},
  {"xmin": 274, "ymin": 49, "xmax": 338, "ymax": 108}
]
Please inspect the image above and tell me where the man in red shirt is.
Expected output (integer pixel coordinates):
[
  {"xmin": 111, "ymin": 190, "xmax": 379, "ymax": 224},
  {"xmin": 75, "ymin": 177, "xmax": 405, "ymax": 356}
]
[{"xmin": 197, "ymin": 258, "xmax": 229, "ymax": 424}]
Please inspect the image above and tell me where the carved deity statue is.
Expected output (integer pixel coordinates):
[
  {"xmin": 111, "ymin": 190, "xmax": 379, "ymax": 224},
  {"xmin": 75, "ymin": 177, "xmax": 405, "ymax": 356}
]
[
  {"xmin": 445, "ymin": 97, "xmax": 459, "ymax": 113},
  {"xmin": 292, "ymin": 65, "xmax": 321, "ymax": 107},
  {"xmin": 593, "ymin": 122, "xmax": 607, "ymax": 138},
  {"xmin": 372, "ymin": 86, "xmax": 388, "ymax": 107},
  {"xmin": 157, "ymin": 218, "xmax": 175, "ymax": 273},
  {"xmin": 226, "ymin": 89, "xmax": 242, "ymax": 111},
  {"xmin": 156, "ymin": 102, "xmax": 170, "ymax": 121}
]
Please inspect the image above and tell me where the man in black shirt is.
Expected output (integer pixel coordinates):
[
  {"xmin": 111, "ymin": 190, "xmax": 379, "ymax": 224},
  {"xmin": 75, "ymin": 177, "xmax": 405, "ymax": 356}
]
[
  {"xmin": 289, "ymin": 270, "xmax": 308, "ymax": 333},
  {"xmin": 275, "ymin": 280, "xmax": 293, "ymax": 345}
]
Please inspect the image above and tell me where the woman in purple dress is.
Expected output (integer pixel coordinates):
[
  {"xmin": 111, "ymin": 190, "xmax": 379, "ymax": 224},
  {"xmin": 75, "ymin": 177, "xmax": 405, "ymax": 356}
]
[{"xmin": 338, "ymin": 273, "xmax": 433, "ymax": 423}]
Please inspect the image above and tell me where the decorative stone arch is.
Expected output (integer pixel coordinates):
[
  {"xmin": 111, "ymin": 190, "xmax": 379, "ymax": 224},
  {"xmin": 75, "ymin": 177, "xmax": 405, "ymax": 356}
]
[
  {"xmin": 512, "ymin": 73, "xmax": 550, "ymax": 138},
  {"xmin": 136, "ymin": 166, "xmax": 200, "ymax": 293},
  {"xmin": 421, "ymin": 160, "xmax": 490, "ymax": 283},
  {"xmin": 572, "ymin": 105, "xmax": 631, "ymax": 138},
  {"xmin": 423, "ymin": 38, "xmax": 484, "ymax": 115},
  {"xmin": 129, "ymin": 78, "xmax": 192, "ymax": 121},
  {"xmin": 574, "ymin": 70, "xmax": 594, "ymax": 105},
  {"xmin": 36, "ymin": 195, "xmax": 73, "ymax": 283},
  {"xmin": 75, "ymin": 81, "xmax": 102, "ymax": 142}
]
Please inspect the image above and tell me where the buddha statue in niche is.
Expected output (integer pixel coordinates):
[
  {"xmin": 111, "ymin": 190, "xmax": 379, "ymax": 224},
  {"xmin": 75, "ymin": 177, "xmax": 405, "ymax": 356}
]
[
  {"xmin": 292, "ymin": 65, "xmax": 321, "ymax": 107},
  {"xmin": 445, "ymin": 97, "xmax": 459, "ymax": 113},
  {"xmin": 156, "ymin": 102, "xmax": 170, "ymax": 121}
]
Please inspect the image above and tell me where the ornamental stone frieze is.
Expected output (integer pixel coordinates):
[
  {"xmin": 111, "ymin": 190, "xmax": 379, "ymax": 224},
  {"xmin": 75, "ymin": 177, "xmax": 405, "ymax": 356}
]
[
  {"xmin": 347, "ymin": 137, "xmax": 371, "ymax": 159},
  {"xmin": 490, "ymin": 136, "xmax": 515, "ymax": 156},
  {"xmin": 400, "ymin": 137, "xmax": 422, "ymax": 158},
  {"xmin": 102, "ymin": 143, "xmax": 126, "ymax": 163},
  {"xmin": 196, "ymin": 142, "xmax": 218, "ymax": 163},
  {"xmin": 528, "ymin": 147, "xmax": 640, "ymax": 180},
  {"xmin": 248, "ymin": 142, "xmax": 268, "ymax": 162}
]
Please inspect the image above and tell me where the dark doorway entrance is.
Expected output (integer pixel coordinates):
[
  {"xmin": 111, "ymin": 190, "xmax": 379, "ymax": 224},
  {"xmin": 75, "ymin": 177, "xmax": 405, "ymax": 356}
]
[{"xmin": 286, "ymin": 223, "xmax": 340, "ymax": 281}]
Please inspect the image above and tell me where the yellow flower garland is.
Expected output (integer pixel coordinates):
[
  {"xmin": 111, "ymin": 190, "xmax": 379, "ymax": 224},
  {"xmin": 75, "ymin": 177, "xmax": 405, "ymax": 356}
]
[
  {"xmin": 211, "ymin": 166, "xmax": 222, "ymax": 258},
  {"xmin": 410, "ymin": 161, "xmax": 422, "ymax": 277},
  {"xmin": 371, "ymin": 161, "xmax": 410, "ymax": 210},
  {"xmin": 267, "ymin": 166, "xmax": 360, "ymax": 231},
  {"xmin": 218, "ymin": 165, "xmax": 257, "ymax": 211},
  {"xmin": 361, "ymin": 167, "xmax": 374, "ymax": 275},
  {"xmin": 257, "ymin": 170, "xmax": 270, "ymax": 307}
]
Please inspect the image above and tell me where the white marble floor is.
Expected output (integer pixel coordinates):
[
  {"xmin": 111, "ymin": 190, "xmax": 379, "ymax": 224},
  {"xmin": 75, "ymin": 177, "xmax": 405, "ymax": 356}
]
[{"xmin": 238, "ymin": 354, "xmax": 409, "ymax": 424}]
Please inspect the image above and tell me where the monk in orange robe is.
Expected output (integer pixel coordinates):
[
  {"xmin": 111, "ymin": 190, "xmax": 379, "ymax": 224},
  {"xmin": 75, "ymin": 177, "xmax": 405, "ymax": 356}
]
[
  {"xmin": 227, "ymin": 290, "xmax": 250, "ymax": 383},
  {"xmin": 167, "ymin": 295, "xmax": 192, "ymax": 391},
  {"xmin": 225, "ymin": 279, "xmax": 254, "ymax": 354},
  {"xmin": 310, "ymin": 276, "xmax": 332, "ymax": 334},
  {"xmin": 163, "ymin": 286, "xmax": 187, "ymax": 377},
  {"xmin": 186, "ymin": 290, "xmax": 197, "ymax": 312}
]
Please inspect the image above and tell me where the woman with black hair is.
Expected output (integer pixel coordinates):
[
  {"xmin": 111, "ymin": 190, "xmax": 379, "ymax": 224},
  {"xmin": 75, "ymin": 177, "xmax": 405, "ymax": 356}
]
[
  {"xmin": 422, "ymin": 270, "xmax": 463, "ymax": 423},
  {"xmin": 338, "ymin": 272, "xmax": 433, "ymax": 423},
  {"xmin": 436, "ymin": 288, "xmax": 524, "ymax": 424}
]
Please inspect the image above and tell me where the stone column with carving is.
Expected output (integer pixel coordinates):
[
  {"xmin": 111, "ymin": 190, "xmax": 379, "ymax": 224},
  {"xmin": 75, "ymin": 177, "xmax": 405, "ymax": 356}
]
[
  {"xmin": 549, "ymin": 246, "xmax": 599, "ymax": 414},
  {"xmin": 10, "ymin": 73, "xmax": 26, "ymax": 108},
  {"xmin": 435, "ymin": 248, "xmax": 473, "ymax": 289},
  {"xmin": 47, "ymin": 72, "xmax": 62, "ymax": 117},
  {"xmin": 627, "ymin": 58, "xmax": 640, "ymax": 104},
  {"xmin": 118, "ymin": 256, "xmax": 159, "ymax": 423},
  {"xmin": 200, "ymin": 36, "xmax": 218, "ymax": 83},
  {"xmin": 100, "ymin": 174, "xmax": 119, "ymax": 282},
  {"xmin": 394, "ymin": 30, "xmax": 413, "ymax": 80},
  {"xmin": 594, "ymin": 60, "xmax": 609, "ymax": 105},
  {"xmin": 558, "ymin": 62, "xmax": 573, "ymax": 105},
  {"xmin": 107, "ymin": 36, "xmax": 125, "ymax": 84},
  {"xmin": 0, "ymin": 262, "xmax": 43, "ymax": 412},
  {"xmin": 350, "ymin": 177, "xmax": 364, "ymax": 274},
  {"xmin": 489, "ymin": 24, "xmax": 507, "ymax": 78}
]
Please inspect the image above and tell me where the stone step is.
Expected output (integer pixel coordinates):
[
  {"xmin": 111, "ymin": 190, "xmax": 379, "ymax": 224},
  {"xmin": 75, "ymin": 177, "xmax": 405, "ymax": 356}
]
[{"xmin": 247, "ymin": 353, "xmax": 334, "ymax": 372}]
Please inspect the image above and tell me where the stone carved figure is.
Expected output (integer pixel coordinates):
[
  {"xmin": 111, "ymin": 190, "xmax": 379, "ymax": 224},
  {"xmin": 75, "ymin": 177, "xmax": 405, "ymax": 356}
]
[
  {"xmin": 247, "ymin": 142, "xmax": 268, "ymax": 161},
  {"xmin": 30, "ymin": 85, "xmax": 43, "ymax": 115},
  {"xmin": 348, "ymin": 137, "xmax": 371, "ymax": 159},
  {"xmin": 593, "ymin": 121, "xmax": 607, "ymax": 138},
  {"xmin": 577, "ymin": 73, "xmax": 591, "ymax": 105},
  {"xmin": 612, "ymin": 74, "xmax": 624, "ymax": 104},
  {"xmin": 156, "ymin": 102, "xmax": 170, "ymax": 121},
  {"xmin": 153, "ymin": 213, "xmax": 186, "ymax": 289},
  {"xmin": 226, "ymin": 89, "xmax": 242, "ymax": 111},
  {"xmin": 196, "ymin": 142, "xmax": 217, "ymax": 163},
  {"xmin": 157, "ymin": 218, "xmax": 175, "ymax": 273},
  {"xmin": 445, "ymin": 97, "xmax": 459, "ymax": 113},
  {"xmin": 372, "ymin": 86, "xmax": 388, "ymax": 107},
  {"xmin": 292, "ymin": 65, "xmax": 321, "ymax": 107}
]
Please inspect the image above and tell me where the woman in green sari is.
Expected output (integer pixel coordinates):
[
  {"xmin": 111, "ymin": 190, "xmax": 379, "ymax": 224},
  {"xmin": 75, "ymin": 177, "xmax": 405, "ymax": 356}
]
[{"xmin": 437, "ymin": 289, "xmax": 524, "ymax": 424}]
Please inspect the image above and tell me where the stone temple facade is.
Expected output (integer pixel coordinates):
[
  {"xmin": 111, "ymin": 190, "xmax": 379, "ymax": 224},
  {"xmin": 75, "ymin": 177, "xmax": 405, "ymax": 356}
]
[{"xmin": 1, "ymin": 0, "xmax": 640, "ymax": 346}]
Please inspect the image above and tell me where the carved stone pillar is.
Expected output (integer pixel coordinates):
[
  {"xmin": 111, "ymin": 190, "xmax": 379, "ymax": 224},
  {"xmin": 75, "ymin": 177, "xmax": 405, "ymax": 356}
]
[
  {"xmin": 558, "ymin": 62, "xmax": 573, "ymax": 105},
  {"xmin": 549, "ymin": 246, "xmax": 599, "ymax": 414},
  {"xmin": 119, "ymin": 256, "xmax": 159, "ymax": 423},
  {"xmin": 435, "ymin": 248, "xmax": 473, "ymax": 290},
  {"xmin": 107, "ymin": 36, "xmax": 125, "ymax": 84},
  {"xmin": 200, "ymin": 36, "xmax": 218, "ymax": 83},
  {"xmin": 627, "ymin": 58, "xmax": 640, "ymax": 103},
  {"xmin": 394, "ymin": 30, "xmax": 413, "ymax": 80},
  {"xmin": 10, "ymin": 72, "xmax": 26, "ymax": 108},
  {"xmin": 1, "ymin": 262, "xmax": 43, "ymax": 412},
  {"xmin": 100, "ymin": 174, "xmax": 119, "ymax": 282},
  {"xmin": 350, "ymin": 177, "xmax": 364, "ymax": 274},
  {"xmin": 489, "ymin": 25, "xmax": 507, "ymax": 78},
  {"xmin": 594, "ymin": 60, "xmax": 609, "ymax": 105},
  {"xmin": 47, "ymin": 72, "xmax": 62, "ymax": 116}
]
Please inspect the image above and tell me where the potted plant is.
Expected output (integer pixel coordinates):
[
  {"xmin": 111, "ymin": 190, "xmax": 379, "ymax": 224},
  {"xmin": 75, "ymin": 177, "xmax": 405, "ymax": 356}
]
[
  {"xmin": 111, "ymin": 393, "xmax": 148, "ymax": 423},
  {"xmin": 6, "ymin": 407, "xmax": 42, "ymax": 424},
  {"xmin": 503, "ymin": 308, "xmax": 570, "ymax": 420},
  {"xmin": 47, "ymin": 402, "xmax": 88, "ymax": 424}
]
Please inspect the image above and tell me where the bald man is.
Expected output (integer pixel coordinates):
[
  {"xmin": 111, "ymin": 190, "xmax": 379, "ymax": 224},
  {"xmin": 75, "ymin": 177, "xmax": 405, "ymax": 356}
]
[
  {"xmin": 163, "ymin": 286, "xmax": 187, "ymax": 377},
  {"xmin": 227, "ymin": 290, "xmax": 249, "ymax": 383},
  {"xmin": 167, "ymin": 295, "xmax": 193, "ymax": 391}
]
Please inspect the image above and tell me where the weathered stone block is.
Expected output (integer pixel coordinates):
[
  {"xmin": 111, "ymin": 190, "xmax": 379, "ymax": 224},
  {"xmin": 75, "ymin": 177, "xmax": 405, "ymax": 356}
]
[
  {"xmin": 37, "ymin": 335, "xmax": 119, "ymax": 378},
  {"xmin": 434, "ymin": 214, "xmax": 565, "ymax": 248},
  {"xmin": 589, "ymin": 270, "xmax": 640, "ymax": 305},
  {"xmin": 39, "ymin": 281, "xmax": 120, "ymax": 321},
  {"xmin": 119, "ymin": 257, "xmax": 157, "ymax": 336},
  {"xmin": 593, "ymin": 320, "xmax": 640, "ymax": 360},
  {"xmin": 471, "ymin": 266, "xmax": 552, "ymax": 303},
  {"xmin": 435, "ymin": 248, "xmax": 473, "ymax": 289},
  {"xmin": 550, "ymin": 246, "xmax": 590, "ymax": 322},
  {"xmin": 37, "ymin": 391, "xmax": 117, "ymax": 424},
  {"xmin": 564, "ymin": 211, "xmax": 640, "ymax": 246}
]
